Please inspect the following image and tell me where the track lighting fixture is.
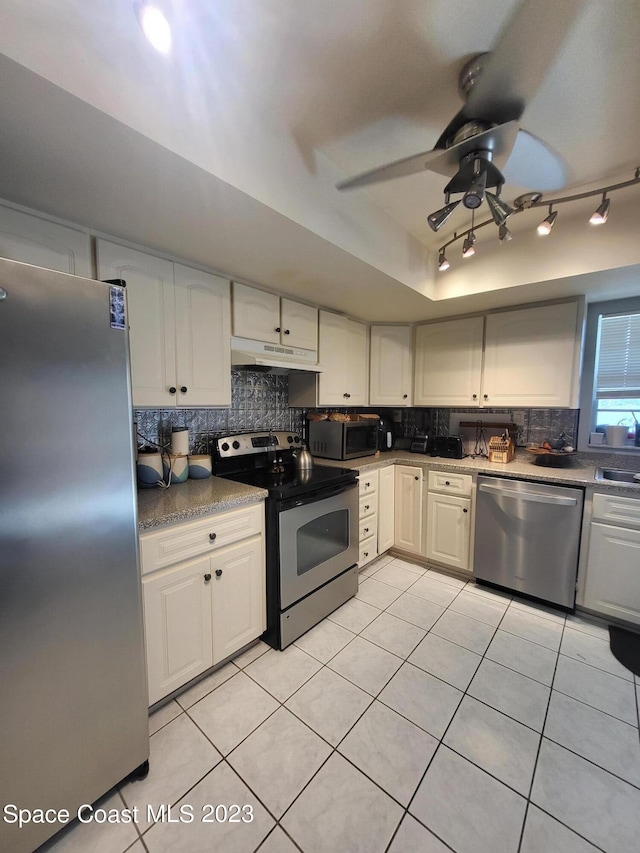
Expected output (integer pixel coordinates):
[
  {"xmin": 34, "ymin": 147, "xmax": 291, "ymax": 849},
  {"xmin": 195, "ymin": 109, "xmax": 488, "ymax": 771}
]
[
  {"xmin": 435, "ymin": 165, "xmax": 640, "ymax": 271},
  {"xmin": 427, "ymin": 199, "xmax": 461, "ymax": 232},
  {"xmin": 589, "ymin": 194, "xmax": 610, "ymax": 225},
  {"xmin": 486, "ymin": 191, "xmax": 515, "ymax": 226},
  {"xmin": 537, "ymin": 206, "xmax": 557, "ymax": 236},
  {"xmin": 438, "ymin": 249, "xmax": 450, "ymax": 271}
]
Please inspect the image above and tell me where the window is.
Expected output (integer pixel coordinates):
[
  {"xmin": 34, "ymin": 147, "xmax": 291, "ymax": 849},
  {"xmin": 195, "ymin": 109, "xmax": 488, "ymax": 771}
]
[{"xmin": 578, "ymin": 297, "xmax": 640, "ymax": 450}]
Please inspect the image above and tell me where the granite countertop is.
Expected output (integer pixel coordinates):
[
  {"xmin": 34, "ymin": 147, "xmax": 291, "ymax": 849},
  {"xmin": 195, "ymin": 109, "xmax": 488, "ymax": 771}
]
[
  {"xmin": 137, "ymin": 477, "xmax": 268, "ymax": 530},
  {"xmin": 319, "ymin": 449, "xmax": 640, "ymax": 491}
]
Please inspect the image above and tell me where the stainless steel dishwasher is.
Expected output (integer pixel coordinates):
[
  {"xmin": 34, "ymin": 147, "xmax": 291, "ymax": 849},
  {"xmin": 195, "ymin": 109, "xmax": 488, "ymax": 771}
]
[{"xmin": 474, "ymin": 476, "xmax": 584, "ymax": 608}]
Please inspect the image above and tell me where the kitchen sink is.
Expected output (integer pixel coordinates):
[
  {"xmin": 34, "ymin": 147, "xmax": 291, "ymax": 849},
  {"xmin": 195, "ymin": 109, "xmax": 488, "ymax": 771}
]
[{"xmin": 595, "ymin": 467, "xmax": 640, "ymax": 484}]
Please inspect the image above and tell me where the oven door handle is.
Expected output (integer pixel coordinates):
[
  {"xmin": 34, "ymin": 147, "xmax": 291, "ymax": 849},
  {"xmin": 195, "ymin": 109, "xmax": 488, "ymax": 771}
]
[{"xmin": 279, "ymin": 479, "xmax": 358, "ymax": 511}]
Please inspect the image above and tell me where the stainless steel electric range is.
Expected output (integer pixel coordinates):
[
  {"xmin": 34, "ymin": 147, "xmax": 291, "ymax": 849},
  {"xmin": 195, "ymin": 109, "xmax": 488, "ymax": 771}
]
[{"xmin": 212, "ymin": 431, "xmax": 359, "ymax": 649}]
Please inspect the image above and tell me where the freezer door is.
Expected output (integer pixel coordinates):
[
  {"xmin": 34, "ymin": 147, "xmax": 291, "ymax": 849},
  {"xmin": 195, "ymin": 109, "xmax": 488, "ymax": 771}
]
[
  {"xmin": 474, "ymin": 476, "xmax": 584, "ymax": 608},
  {"xmin": 0, "ymin": 257, "xmax": 149, "ymax": 853}
]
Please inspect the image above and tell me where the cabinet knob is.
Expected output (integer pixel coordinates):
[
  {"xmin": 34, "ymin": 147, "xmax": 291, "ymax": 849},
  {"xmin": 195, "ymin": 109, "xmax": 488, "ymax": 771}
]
[
  {"xmin": 463, "ymin": 508, "xmax": 468, "ymax": 513},
  {"xmin": 343, "ymin": 392, "xmax": 351, "ymax": 398},
  {"xmin": 209, "ymin": 532, "xmax": 217, "ymax": 542},
  {"xmin": 472, "ymin": 393, "xmax": 478, "ymax": 400},
  {"xmin": 168, "ymin": 386, "xmax": 176, "ymax": 394},
  {"xmin": 215, "ymin": 569, "xmax": 223, "ymax": 578},
  {"xmin": 284, "ymin": 329, "xmax": 290, "ymax": 335},
  {"xmin": 204, "ymin": 573, "xmax": 211, "ymax": 582},
  {"xmin": 403, "ymin": 394, "xmax": 408, "ymax": 399},
  {"xmin": 180, "ymin": 386, "xmax": 187, "ymax": 394},
  {"xmin": 363, "ymin": 552, "xmax": 369, "ymax": 558},
  {"xmin": 365, "ymin": 482, "xmax": 370, "ymax": 487},
  {"xmin": 364, "ymin": 527, "xmax": 369, "ymax": 534},
  {"xmin": 364, "ymin": 504, "xmax": 370, "ymax": 511},
  {"xmin": 414, "ymin": 476, "xmax": 419, "ymax": 481},
  {"xmin": 445, "ymin": 480, "xmax": 450, "ymax": 486},
  {"xmin": 275, "ymin": 326, "xmax": 281, "ymax": 333},
  {"xmin": 483, "ymin": 394, "xmax": 488, "ymax": 400}
]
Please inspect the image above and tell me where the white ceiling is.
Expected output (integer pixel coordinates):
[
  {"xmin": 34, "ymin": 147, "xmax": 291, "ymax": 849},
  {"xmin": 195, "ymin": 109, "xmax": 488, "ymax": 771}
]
[{"xmin": 0, "ymin": 0, "xmax": 639, "ymax": 320}]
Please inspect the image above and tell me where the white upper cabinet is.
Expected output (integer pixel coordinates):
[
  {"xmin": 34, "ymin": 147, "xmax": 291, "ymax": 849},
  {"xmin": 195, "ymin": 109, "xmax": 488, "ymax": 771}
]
[
  {"xmin": 414, "ymin": 317, "xmax": 484, "ymax": 407},
  {"xmin": 370, "ymin": 325, "xmax": 413, "ymax": 406},
  {"xmin": 483, "ymin": 301, "xmax": 583, "ymax": 408},
  {"xmin": 0, "ymin": 203, "xmax": 92, "ymax": 277},
  {"xmin": 233, "ymin": 283, "xmax": 318, "ymax": 350},
  {"xmin": 97, "ymin": 240, "xmax": 231, "ymax": 408},
  {"xmin": 318, "ymin": 311, "xmax": 368, "ymax": 406}
]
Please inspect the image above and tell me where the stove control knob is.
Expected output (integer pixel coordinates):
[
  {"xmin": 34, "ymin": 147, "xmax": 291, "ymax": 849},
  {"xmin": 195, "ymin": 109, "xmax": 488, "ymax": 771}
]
[
  {"xmin": 287, "ymin": 435, "xmax": 293, "ymax": 443},
  {"xmin": 232, "ymin": 440, "xmax": 240, "ymax": 450},
  {"xmin": 221, "ymin": 442, "xmax": 229, "ymax": 452},
  {"xmin": 294, "ymin": 435, "xmax": 301, "ymax": 443}
]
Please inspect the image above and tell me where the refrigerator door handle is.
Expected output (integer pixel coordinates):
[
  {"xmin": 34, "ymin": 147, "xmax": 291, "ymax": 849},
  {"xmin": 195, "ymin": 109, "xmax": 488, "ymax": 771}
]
[{"xmin": 478, "ymin": 483, "xmax": 578, "ymax": 507}]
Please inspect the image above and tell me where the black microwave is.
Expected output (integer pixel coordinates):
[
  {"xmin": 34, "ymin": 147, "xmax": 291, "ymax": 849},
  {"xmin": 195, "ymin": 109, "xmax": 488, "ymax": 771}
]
[{"xmin": 308, "ymin": 419, "xmax": 378, "ymax": 460}]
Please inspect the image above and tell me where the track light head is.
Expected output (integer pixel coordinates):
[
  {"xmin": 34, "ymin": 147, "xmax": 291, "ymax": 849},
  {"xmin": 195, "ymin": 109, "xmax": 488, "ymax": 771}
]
[
  {"xmin": 498, "ymin": 223, "xmax": 512, "ymax": 242},
  {"xmin": 462, "ymin": 170, "xmax": 487, "ymax": 210},
  {"xmin": 427, "ymin": 200, "xmax": 461, "ymax": 232},
  {"xmin": 462, "ymin": 232, "xmax": 476, "ymax": 258},
  {"xmin": 537, "ymin": 207, "xmax": 557, "ymax": 236},
  {"xmin": 438, "ymin": 249, "xmax": 450, "ymax": 271},
  {"xmin": 486, "ymin": 191, "xmax": 515, "ymax": 226},
  {"xmin": 590, "ymin": 194, "xmax": 610, "ymax": 225}
]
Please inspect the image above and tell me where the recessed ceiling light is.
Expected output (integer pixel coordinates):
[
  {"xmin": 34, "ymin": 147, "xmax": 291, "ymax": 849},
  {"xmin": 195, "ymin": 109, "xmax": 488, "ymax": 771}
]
[{"xmin": 136, "ymin": 3, "xmax": 172, "ymax": 54}]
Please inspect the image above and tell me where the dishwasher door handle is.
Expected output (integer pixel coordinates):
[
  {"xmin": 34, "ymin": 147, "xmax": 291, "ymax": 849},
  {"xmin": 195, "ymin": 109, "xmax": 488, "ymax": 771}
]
[{"xmin": 478, "ymin": 482, "xmax": 578, "ymax": 507}]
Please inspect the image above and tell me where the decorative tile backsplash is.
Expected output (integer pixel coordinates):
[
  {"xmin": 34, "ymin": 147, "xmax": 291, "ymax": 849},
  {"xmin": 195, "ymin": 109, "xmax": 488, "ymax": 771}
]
[{"xmin": 135, "ymin": 370, "xmax": 579, "ymax": 455}]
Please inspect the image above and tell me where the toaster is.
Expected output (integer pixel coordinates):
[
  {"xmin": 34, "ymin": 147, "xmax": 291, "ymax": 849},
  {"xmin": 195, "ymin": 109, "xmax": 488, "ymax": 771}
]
[{"xmin": 431, "ymin": 435, "xmax": 464, "ymax": 459}]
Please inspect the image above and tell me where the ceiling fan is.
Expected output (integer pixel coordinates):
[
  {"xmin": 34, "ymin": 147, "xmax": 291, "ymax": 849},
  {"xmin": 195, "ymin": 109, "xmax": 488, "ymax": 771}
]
[{"xmin": 336, "ymin": 0, "xmax": 587, "ymax": 232}]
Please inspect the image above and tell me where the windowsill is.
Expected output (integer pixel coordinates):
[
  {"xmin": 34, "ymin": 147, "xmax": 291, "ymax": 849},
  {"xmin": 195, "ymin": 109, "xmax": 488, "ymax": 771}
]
[{"xmin": 584, "ymin": 444, "xmax": 640, "ymax": 454}]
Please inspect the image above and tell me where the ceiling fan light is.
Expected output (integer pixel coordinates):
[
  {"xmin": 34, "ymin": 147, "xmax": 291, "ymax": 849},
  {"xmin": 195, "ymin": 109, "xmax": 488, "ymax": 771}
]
[
  {"xmin": 498, "ymin": 223, "xmax": 512, "ymax": 242},
  {"xmin": 537, "ymin": 208, "xmax": 557, "ymax": 236},
  {"xmin": 590, "ymin": 195, "xmax": 610, "ymax": 225},
  {"xmin": 136, "ymin": 2, "xmax": 172, "ymax": 54},
  {"xmin": 486, "ymin": 191, "xmax": 515, "ymax": 226},
  {"xmin": 427, "ymin": 200, "xmax": 461, "ymax": 232},
  {"xmin": 462, "ymin": 170, "xmax": 487, "ymax": 210},
  {"xmin": 462, "ymin": 232, "xmax": 476, "ymax": 258},
  {"xmin": 438, "ymin": 250, "xmax": 450, "ymax": 271}
]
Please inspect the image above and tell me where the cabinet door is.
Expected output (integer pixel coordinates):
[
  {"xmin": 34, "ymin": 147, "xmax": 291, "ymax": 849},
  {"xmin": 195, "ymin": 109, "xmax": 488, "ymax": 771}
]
[
  {"xmin": 174, "ymin": 264, "xmax": 231, "ymax": 407},
  {"xmin": 232, "ymin": 283, "xmax": 280, "ymax": 343},
  {"xmin": 370, "ymin": 325, "xmax": 412, "ymax": 406},
  {"xmin": 414, "ymin": 317, "xmax": 484, "ymax": 407},
  {"xmin": 0, "ymin": 204, "xmax": 92, "ymax": 277},
  {"xmin": 425, "ymin": 493, "xmax": 471, "ymax": 572},
  {"xmin": 582, "ymin": 522, "xmax": 640, "ymax": 625},
  {"xmin": 345, "ymin": 318, "xmax": 368, "ymax": 406},
  {"xmin": 394, "ymin": 465, "xmax": 423, "ymax": 555},
  {"xmin": 97, "ymin": 240, "xmax": 176, "ymax": 407},
  {"xmin": 483, "ymin": 302, "xmax": 581, "ymax": 407},
  {"xmin": 281, "ymin": 298, "xmax": 318, "ymax": 350},
  {"xmin": 378, "ymin": 466, "xmax": 395, "ymax": 553},
  {"xmin": 318, "ymin": 311, "xmax": 350, "ymax": 405},
  {"xmin": 212, "ymin": 537, "xmax": 265, "ymax": 663},
  {"xmin": 143, "ymin": 556, "xmax": 213, "ymax": 705}
]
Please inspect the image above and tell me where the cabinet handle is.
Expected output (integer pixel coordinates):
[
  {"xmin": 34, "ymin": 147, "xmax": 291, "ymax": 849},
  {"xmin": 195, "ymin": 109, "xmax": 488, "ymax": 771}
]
[
  {"xmin": 215, "ymin": 569, "xmax": 223, "ymax": 578},
  {"xmin": 204, "ymin": 573, "xmax": 211, "ymax": 582},
  {"xmin": 168, "ymin": 386, "xmax": 176, "ymax": 394},
  {"xmin": 180, "ymin": 386, "xmax": 187, "ymax": 394},
  {"xmin": 275, "ymin": 326, "xmax": 281, "ymax": 333},
  {"xmin": 209, "ymin": 532, "xmax": 217, "ymax": 542},
  {"xmin": 284, "ymin": 329, "xmax": 290, "ymax": 335},
  {"xmin": 463, "ymin": 508, "xmax": 468, "ymax": 513}
]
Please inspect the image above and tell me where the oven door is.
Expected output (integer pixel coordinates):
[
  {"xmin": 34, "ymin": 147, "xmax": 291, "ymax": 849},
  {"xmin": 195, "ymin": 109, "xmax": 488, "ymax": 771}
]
[{"xmin": 278, "ymin": 481, "xmax": 358, "ymax": 610}]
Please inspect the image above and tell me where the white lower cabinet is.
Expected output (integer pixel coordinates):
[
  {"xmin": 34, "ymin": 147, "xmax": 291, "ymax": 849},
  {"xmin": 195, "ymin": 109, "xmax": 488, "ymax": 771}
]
[
  {"xmin": 140, "ymin": 505, "xmax": 265, "ymax": 705},
  {"xmin": 377, "ymin": 466, "xmax": 395, "ymax": 554},
  {"xmin": 582, "ymin": 493, "xmax": 640, "ymax": 625},
  {"xmin": 358, "ymin": 471, "xmax": 379, "ymax": 566},
  {"xmin": 425, "ymin": 470, "xmax": 473, "ymax": 573},
  {"xmin": 394, "ymin": 465, "xmax": 423, "ymax": 555}
]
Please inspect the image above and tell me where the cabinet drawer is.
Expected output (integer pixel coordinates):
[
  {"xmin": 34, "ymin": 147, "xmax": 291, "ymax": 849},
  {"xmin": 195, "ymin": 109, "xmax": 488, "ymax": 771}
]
[
  {"xmin": 359, "ymin": 535, "xmax": 378, "ymax": 566},
  {"xmin": 359, "ymin": 493, "xmax": 378, "ymax": 520},
  {"xmin": 428, "ymin": 470, "xmax": 472, "ymax": 496},
  {"xmin": 592, "ymin": 492, "xmax": 640, "ymax": 527},
  {"xmin": 359, "ymin": 471, "xmax": 379, "ymax": 496},
  {"xmin": 140, "ymin": 504, "xmax": 264, "ymax": 575},
  {"xmin": 359, "ymin": 518, "xmax": 377, "ymax": 541}
]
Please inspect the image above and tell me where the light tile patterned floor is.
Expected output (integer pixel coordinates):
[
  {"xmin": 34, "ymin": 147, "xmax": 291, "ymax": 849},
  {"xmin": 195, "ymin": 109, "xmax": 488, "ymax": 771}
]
[{"xmin": 40, "ymin": 556, "xmax": 640, "ymax": 853}]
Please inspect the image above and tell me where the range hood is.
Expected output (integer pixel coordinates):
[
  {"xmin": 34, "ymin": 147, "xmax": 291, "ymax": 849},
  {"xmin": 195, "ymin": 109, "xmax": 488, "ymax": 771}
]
[{"xmin": 231, "ymin": 337, "xmax": 323, "ymax": 373}]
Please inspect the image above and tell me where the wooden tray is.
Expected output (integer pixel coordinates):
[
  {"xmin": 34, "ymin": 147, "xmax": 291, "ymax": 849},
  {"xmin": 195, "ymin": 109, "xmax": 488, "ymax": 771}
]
[{"xmin": 525, "ymin": 448, "xmax": 575, "ymax": 456}]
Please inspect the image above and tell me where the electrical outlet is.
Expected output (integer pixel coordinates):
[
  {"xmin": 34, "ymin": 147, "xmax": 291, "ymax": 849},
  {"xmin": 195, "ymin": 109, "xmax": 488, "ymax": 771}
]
[{"xmin": 512, "ymin": 410, "xmax": 525, "ymax": 427}]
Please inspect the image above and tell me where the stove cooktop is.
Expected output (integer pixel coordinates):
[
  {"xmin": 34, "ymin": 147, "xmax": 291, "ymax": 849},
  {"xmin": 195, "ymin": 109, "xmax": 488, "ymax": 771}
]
[{"xmin": 220, "ymin": 463, "xmax": 356, "ymax": 500}]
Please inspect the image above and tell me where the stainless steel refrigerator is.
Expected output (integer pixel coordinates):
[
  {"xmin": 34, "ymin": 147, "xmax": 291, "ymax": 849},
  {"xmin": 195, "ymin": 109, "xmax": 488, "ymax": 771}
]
[{"xmin": 0, "ymin": 257, "xmax": 149, "ymax": 853}]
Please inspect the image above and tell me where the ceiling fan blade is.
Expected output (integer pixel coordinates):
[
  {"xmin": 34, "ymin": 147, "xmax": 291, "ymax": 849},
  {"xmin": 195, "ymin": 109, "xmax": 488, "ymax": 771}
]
[
  {"xmin": 464, "ymin": 0, "xmax": 587, "ymax": 125},
  {"xmin": 502, "ymin": 129, "xmax": 568, "ymax": 190},
  {"xmin": 336, "ymin": 121, "xmax": 519, "ymax": 191}
]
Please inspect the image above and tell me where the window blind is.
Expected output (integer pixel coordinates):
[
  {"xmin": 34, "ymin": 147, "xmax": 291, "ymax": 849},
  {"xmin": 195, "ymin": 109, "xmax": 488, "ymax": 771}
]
[{"xmin": 595, "ymin": 312, "xmax": 640, "ymax": 397}]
